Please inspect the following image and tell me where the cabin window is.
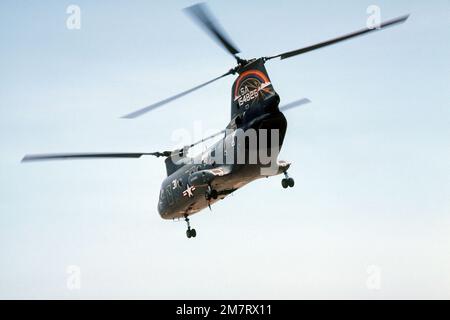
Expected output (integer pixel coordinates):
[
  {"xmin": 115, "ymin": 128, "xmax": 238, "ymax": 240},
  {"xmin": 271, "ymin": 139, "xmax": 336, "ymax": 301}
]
[{"xmin": 210, "ymin": 149, "xmax": 216, "ymax": 167}]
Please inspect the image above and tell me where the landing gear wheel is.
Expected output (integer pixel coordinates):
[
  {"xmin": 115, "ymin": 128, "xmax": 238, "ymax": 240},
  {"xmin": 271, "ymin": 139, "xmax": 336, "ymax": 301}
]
[
  {"xmin": 287, "ymin": 177, "xmax": 295, "ymax": 188},
  {"xmin": 282, "ymin": 171, "xmax": 295, "ymax": 188},
  {"xmin": 210, "ymin": 189, "xmax": 218, "ymax": 200},
  {"xmin": 186, "ymin": 228, "xmax": 197, "ymax": 238},
  {"xmin": 184, "ymin": 215, "xmax": 197, "ymax": 239}
]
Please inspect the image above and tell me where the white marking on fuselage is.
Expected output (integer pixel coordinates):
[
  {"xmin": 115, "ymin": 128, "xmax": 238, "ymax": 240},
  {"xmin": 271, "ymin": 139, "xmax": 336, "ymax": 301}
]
[{"xmin": 182, "ymin": 184, "xmax": 196, "ymax": 198}]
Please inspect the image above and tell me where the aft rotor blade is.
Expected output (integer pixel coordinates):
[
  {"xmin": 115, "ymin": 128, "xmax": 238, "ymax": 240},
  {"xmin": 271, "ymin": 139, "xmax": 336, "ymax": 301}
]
[
  {"xmin": 279, "ymin": 98, "xmax": 311, "ymax": 112},
  {"xmin": 184, "ymin": 2, "xmax": 240, "ymax": 58},
  {"xmin": 21, "ymin": 152, "xmax": 171, "ymax": 162},
  {"xmin": 121, "ymin": 70, "xmax": 233, "ymax": 119},
  {"xmin": 266, "ymin": 14, "xmax": 409, "ymax": 61},
  {"xmin": 189, "ymin": 129, "xmax": 226, "ymax": 147}
]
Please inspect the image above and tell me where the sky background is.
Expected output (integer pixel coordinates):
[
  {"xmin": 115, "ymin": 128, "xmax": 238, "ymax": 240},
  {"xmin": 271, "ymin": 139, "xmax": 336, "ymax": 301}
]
[{"xmin": 0, "ymin": 0, "xmax": 449, "ymax": 299}]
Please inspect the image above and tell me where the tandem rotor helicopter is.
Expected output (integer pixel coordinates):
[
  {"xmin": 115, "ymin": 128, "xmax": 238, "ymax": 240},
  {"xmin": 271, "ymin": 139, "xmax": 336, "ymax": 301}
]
[{"xmin": 23, "ymin": 3, "xmax": 409, "ymax": 238}]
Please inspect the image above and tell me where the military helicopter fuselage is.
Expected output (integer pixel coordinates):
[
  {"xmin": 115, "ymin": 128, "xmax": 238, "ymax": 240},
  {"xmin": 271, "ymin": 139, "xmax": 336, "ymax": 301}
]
[{"xmin": 158, "ymin": 58, "xmax": 291, "ymax": 220}]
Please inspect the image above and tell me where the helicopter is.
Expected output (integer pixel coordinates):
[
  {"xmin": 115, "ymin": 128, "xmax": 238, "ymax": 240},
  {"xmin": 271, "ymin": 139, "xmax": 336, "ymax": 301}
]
[{"xmin": 22, "ymin": 3, "xmax": 409, "ymax": 238}]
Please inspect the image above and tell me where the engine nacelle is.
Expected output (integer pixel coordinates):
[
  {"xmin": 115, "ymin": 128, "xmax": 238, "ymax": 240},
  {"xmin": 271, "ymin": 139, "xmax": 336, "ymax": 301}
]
[{"xmin": 188, "ymin": 170, "xmax": 215, "ymax": 187}]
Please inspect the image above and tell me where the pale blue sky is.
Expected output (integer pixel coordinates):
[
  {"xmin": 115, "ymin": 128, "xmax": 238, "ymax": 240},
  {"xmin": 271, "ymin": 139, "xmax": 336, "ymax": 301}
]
[{"xmin": 0, "ymin": 0, "xmax": 449, "ymax": 299}]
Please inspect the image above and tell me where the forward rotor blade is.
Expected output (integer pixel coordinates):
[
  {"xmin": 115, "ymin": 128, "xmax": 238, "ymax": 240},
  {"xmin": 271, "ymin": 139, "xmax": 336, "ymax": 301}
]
[
  {"xmin": 21, "ymin": 152, "xmax": 171, "ymax": 162},
  {"xmin": 122, "ymin": 70, "xmax": 233, "ymax": 119},
  {"xmin": 184, "ymin": 2, "xmax": 240, "ymax": 58},
  {"xmin": 266, "ymin": 14, "xmax": 409, "ymax": 61},
  {"xmin": 279, "ymin": 98, "xmax": 311, "ymax": 112}
]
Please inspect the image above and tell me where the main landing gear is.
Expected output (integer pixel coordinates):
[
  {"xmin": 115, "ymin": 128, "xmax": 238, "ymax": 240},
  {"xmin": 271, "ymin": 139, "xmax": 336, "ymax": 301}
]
[
  {"xmin": 205, "ymin": 185, "xmax": 218, "ymax": 200},
  {"xmin": 184, "ymin": 215, "xmax": 197, "ymax": 239},
  {"xmin": 281, "ymin": 171, "xmax": 295, "ymax": 189},
  {"xmin": 205, "ymin": 185, "xmax": 218, "ymax": 211}
]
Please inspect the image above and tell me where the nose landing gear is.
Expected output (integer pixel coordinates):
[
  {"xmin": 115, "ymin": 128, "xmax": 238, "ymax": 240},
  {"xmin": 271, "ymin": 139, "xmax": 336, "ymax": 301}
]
[
  {"xmin": 184, "ymin": 215, "xmax": 197, "ymax": 238},
  {"xmin": 281, "ymin": 171, "xmax": 295, "ymax": 188}
]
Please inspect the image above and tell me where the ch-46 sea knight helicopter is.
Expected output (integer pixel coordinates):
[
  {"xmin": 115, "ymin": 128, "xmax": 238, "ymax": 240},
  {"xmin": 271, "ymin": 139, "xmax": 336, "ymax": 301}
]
[{"xmin": 22, "ymin": 3, "xmax": 409, "ymax": 238}]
